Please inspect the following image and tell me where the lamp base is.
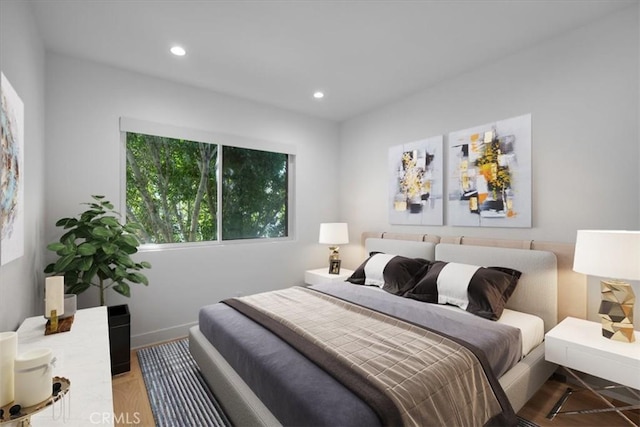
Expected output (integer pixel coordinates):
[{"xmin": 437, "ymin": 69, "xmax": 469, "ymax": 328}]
[
  {"xmin": 328, "ymin": 246, "xmax": 340, "ymax": 262},
  {"xmin": 598, "ymin": 280, "xmax": 635, "ymax": 343}
]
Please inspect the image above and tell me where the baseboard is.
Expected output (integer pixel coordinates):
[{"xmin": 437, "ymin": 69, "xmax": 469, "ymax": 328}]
[{"xmin": 131, "ymin": 321, "xmax": 197, "ymax": 349}]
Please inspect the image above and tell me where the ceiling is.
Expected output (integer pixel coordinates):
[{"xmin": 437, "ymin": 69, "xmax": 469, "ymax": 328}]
[{"xmin": 29, "ymin": 0, "xmax": 636, "ymax": 122}]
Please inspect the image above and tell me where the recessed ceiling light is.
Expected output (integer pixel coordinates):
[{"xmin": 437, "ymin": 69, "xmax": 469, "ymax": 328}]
[
  {"xmin": 170, "ymin": 46, "xmax": 186, "ymax": 56},
  {"xmin": 313, "ymin": 91, "xmax": 324, "ymax": 99}
]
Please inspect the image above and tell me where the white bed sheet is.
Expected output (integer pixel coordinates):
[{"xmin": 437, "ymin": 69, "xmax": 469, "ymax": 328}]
[{"xmin": 496, "ymin": 308, "xmax": 544, "ymax": 357}]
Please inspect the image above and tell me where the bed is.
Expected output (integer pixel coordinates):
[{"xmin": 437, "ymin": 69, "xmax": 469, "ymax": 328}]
[{"xmin": 189, "ymin": 235, "xmax": 561, "ymax": 426}]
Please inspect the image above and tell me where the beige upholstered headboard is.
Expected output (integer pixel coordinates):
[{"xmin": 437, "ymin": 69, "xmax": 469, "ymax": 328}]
[
  {"xmin": 361, "ymin": 232, "xmax": 585, "ymax": 323},
  {"xmin": 365, "ymin": 238, "xmax": 436, "ymax": 261},
  {"xmin": 436, "ymin": 243, "xmax": 557, "ymax": 332}
]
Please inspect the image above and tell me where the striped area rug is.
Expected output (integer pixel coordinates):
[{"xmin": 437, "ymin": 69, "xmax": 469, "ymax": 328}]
[{"xmin": 137, "ymin": 339, "xmax": 231, "ymax": 427}]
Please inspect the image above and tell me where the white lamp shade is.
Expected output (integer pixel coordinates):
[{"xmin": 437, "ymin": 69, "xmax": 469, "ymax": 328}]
[
  {"xmin": 573, "ymin": 230, "xmax": 640, "ymax": 280},
  {"xmin": 319, "ymin": 223, "xmax": 349, "ymax": 245}
]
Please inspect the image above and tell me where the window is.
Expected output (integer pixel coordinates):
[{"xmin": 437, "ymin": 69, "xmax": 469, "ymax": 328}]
[
  {"xmin": 126, "ymin": 133, "xmax": 218, "ymax": 243},
  {"xmin": 121, "ymin": 118, "xmax": 294, "ymax": 245},
  {"xmin": 222, "ymin": 146, "xmax": 288, "ymax": 240}
]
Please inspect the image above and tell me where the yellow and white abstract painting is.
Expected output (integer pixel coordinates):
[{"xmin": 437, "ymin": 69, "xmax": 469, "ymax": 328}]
[
  {"xmin": 448, "ymin": 114, "xmax": 532, "ymax": 228},
  {"xmin": 389, "ymin": 135, "xmax": 443, "ymax": 226}
]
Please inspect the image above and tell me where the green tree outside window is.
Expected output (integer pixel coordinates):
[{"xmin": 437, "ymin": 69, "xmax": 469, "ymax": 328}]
[{"xmin": 126, "ymin": 132, "xmax": 288, "ymax": 244}]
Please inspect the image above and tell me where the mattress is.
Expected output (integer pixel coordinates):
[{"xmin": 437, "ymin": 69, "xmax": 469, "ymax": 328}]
[
  {"xmin": 199, "ymin": 282, "xmax": 522, "ymax": 426},
  {"xmin": 497, "ymin": 309, "xmax": 545, "ymax": 356}
]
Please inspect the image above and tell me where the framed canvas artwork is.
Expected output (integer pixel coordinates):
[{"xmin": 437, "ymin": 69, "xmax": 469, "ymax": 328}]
[
  {"xmin": 389, "ymin": 135, "xmax": 443, "ymax": 226},
  {"xmin": 1, "ymin": 72, "xmax": 25, "ymax": 265},
  {"xmin": 447, "ymin": 114, "xmax": 532, "ymax": 228}
]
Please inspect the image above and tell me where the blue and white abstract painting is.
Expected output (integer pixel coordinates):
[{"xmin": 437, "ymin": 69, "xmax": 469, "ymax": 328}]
[{"xmin": 1, "ymin": 72, "xmax": 25, "ymax": 265}]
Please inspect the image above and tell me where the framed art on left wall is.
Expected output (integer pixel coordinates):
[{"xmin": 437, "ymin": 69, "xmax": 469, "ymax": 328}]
[{"xmin": 0, "ymin": 72, "xmax": 25, "ymax": 265}]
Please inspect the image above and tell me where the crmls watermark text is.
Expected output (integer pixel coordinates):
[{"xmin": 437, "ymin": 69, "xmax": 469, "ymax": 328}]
[{"xmin": 90, "ymin": 412, "xmax": 142, "ymax": 425}]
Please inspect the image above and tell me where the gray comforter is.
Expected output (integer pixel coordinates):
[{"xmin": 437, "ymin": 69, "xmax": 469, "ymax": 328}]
[{"xmin": 198, "ymin": 282, "xmax": 522, "ymax": 426}]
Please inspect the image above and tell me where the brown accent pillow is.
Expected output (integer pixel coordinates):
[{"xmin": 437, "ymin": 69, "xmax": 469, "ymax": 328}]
[
  {"xmin": 404, "ymin": 261, "xmax": 521, "ymax": 320},
  {"xmin": 347, "ymin": 252, "xmax": 430, "ymax": 295}
]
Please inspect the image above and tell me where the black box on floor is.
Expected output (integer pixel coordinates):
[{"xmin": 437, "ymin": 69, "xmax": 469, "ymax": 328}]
[{"xmin": 108, "ymin": 304, "xmax": 131, "ymax": 375}]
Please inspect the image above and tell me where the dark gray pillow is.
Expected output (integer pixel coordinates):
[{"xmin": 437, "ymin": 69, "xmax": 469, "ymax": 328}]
[
  {"xmin": 347, "ymin": 252, "xmax": 430, "ymax": 295},
  {"xmin": 404, "ymin": 261, "xmax": 521, "ymax": 320}
]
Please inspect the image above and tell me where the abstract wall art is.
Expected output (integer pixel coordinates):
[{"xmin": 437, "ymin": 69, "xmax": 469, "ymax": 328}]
[
  {"xmin": 447, "ymin": 114, "xmax": 532, "ymax": 228},
  {"xmin": 389, "ymin": 135, "xmax": 443, "ymax": 225},
  {"xmin": 1, "ymin": 72, "xmax": 25, "ymax": 265}
]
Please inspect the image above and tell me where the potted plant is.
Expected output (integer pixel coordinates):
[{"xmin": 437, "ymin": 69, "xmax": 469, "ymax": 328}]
[{"xmin": 44, "ymin": 195, "xmax": 151, "ymax": 374}]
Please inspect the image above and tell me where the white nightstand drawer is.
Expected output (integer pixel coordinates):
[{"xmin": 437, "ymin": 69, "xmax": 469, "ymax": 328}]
[
  {"xmin": 567, "ymin": 345, "xmax": 639, "ymax": 389},
  {"xmin": 545, "ymin": 317, "xmax": 640, "ymax": 390},
  {"xmin": 544, "ymin": 337, "xmax": 568, "ymax": 365}
]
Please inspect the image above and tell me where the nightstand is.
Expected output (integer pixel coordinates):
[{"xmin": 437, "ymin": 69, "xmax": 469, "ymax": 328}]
[
  {"xmin": 304, "ymin": 268, "xmax": 354, "ymax": 286},
  {"xmin": 545, "ymin": 316, "xmax": 640, "ymax": 424}
]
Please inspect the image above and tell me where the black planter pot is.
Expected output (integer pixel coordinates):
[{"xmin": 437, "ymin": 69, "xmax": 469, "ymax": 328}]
[{"xmin": 108, "ymin": 304, "xmax": 131, "ymax": 375}]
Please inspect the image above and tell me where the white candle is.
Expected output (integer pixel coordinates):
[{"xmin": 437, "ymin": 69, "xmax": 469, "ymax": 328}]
[
  {"xmin": 14, "ymin": 348, "xmax": 53, "ymax": 407},
  {"xmin": 0, "ymin": 331, "xmax": 17, "ymax": 406},
  {"xmin": 45, "ymin": 276, "xmax": 65, "ymax": 318}
]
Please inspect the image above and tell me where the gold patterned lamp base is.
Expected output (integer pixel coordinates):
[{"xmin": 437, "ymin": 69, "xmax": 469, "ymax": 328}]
[{"xmin": 598, "ymin": 280, "xmax": 635, "ymax": 343}]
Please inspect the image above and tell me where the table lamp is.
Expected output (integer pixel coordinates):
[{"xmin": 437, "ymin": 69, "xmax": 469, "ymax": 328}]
[
  {"xmin": 319, "ymin": 223, "xmax": 349, "ymax": 274},
  {"xmin": 573, "ymin": 230, "xmax": 640, "ymax": 343}
]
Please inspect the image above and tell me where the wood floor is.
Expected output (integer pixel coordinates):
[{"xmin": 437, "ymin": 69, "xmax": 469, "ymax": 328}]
[
  {"xmin": 113, "ymin": 343, "xmax": 639, "ymax": 427},
  {"xmin": 111, "ymin": 349, "xmax": 155, "ymax": 427},
  {"xmin": 519, "ymin": 377, "xmax": 639, "ymax": 427}
]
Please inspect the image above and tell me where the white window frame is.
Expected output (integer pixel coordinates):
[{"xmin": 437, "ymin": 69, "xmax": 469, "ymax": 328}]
[{"xmin": 119, "ymin": 117, "xmax": 296, "ymax": 250}]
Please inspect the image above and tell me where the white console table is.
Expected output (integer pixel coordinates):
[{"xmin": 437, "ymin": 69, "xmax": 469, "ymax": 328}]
[{"xmin": 15, "ymin": 307, "xmax": 114, "ymax": 426}]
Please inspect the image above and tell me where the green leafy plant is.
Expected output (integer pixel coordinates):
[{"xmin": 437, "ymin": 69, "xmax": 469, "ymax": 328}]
[{"xmin": 44, "ymin": 195, "xmax": 151, "ymax": 306}]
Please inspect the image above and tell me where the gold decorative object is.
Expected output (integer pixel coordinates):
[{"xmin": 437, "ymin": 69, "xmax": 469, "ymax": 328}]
[
  {"xmin": 573, "ymin": 230, "xmax": 640, "ymax": 343},
  {"xmin": 49, "ymin": 310, "xmax": 58, "ymax": 334},
  {"xmin": 599, "ymin": 280, "xmax": 635, "ymax": 343},
  {"xmin": 45, "ymin": 315, "xmax": 75, "ymax": 336}
]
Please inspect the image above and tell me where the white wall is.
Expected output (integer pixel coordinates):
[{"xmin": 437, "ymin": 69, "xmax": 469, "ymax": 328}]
[
  {"xmin": 0, "ymin": 1, "xmax": 46, "ymax": 331},
  {"xmin": 7, "ymin": 2, "xmax": 639, "ymax": 340},
  {"xmin": 338, "ymin": 5, "xmax": 639, "ymax": 269},
  {"xmin": 45, "ymin": 54, "xmax": 341, "ymax": 346}
]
